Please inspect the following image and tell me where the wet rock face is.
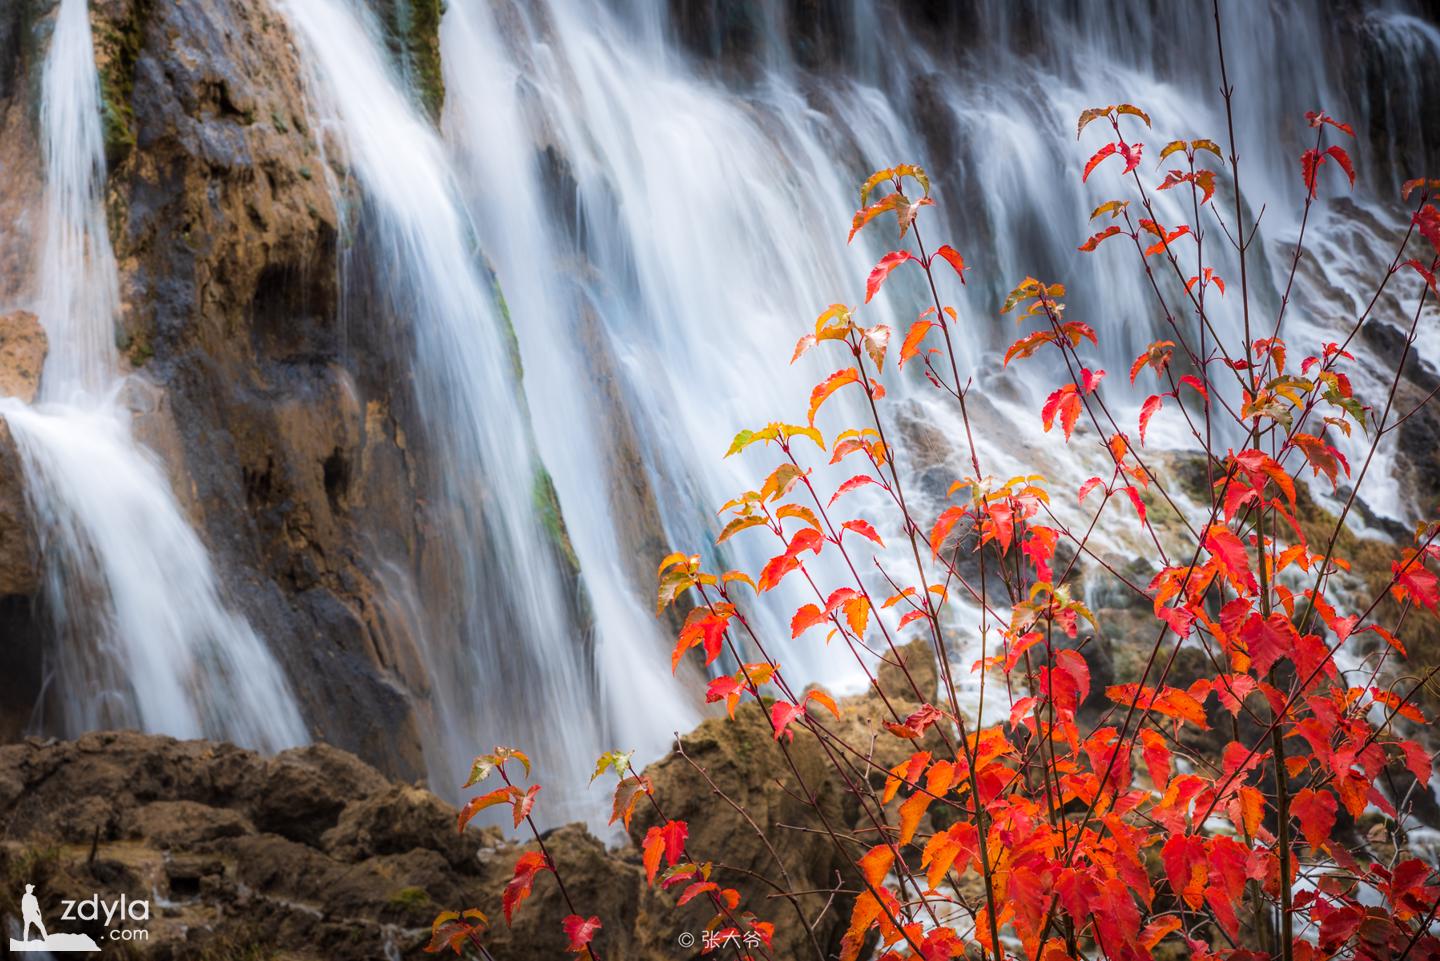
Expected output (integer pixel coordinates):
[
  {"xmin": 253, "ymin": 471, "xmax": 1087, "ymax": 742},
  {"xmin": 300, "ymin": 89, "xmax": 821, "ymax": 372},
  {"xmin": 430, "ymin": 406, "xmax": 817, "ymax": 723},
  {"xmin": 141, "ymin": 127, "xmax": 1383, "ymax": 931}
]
[
  {"xmin": 0, "ymin": 310, "xmax": 47, "ymax": 404},
  {"xmin": 0, "ymin": 310, "xmax": 45, "ymax": 600},
  {"xmin": 55, "ymin": 0, "xmax": 436, "ymax": 776}
]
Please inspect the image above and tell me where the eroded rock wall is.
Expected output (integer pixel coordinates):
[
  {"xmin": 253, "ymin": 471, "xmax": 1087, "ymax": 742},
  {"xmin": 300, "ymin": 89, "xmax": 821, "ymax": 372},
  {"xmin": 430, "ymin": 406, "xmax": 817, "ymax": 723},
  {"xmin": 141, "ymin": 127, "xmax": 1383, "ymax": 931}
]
[{"xmin": 0, "ymin": 0, "xmax": 468, "ymax": 776}]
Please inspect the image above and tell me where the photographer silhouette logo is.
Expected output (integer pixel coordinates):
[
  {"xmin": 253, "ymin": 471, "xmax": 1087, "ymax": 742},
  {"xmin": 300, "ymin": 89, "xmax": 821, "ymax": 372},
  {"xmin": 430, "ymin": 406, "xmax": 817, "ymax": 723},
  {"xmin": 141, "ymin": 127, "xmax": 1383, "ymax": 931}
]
[{"xmin": 9, "ymin": 883, "xmax": 100, "ymax": 952}]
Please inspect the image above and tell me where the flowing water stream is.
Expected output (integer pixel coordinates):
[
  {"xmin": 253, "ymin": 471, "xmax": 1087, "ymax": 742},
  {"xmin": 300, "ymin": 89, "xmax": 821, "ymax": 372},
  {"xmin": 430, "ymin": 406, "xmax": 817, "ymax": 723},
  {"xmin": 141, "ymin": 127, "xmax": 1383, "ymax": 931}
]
[{"xmin": 0, "ymin": 0, "xmax": 304, "ymax": 750}]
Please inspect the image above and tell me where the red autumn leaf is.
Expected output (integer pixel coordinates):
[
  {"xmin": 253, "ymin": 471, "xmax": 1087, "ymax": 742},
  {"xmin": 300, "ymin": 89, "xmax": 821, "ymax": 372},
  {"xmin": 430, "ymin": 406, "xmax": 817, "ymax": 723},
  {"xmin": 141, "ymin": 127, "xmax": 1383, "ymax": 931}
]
[
  {"xmin": 790, "ymin": 603, "xmax": 826, "ymax": 638},
  {"xmin": 705, "ymin": 675, "xmax": 744, "ymax": 717},
  {"xmin": 758, "ymin": 527, "xmax": 823, "ymax": 592},
  {"xmin": 1398, "ymin": 740, "xmax": 1433, "ymax": 786},
  {"xmin": 1292, "ymin": 787, "xmax": 1338, "ymax": 849},
  {"xmin": 511, "ymin": 784, "xmax": 539, "ymax": 827},
  {"xmin": 562, "ymin": 915, "xmax": 601, "ymax": 953},
  {"xmin": 1306, "ymin": 110, "xmax": 1355, "ymax": 137},
  {"xmin": 1161, "ymin": 834, "xmax": 1207, "ymax": 908},
  {"xmin": 829, "ymin": 474, "xmax": 878, "ymax": 506},
  {"xmin": 1231, "ymin": 448, "xmax": 1297, "ymax": 509},
  {"xmin": 1078, "ymin": 476, "xmax": 1104, "ymax": 502},
  {"xmin": 1041, "ymin": 384, "xmax": 1082, "ymax": 440},
  {"xmin": 676, "ymin": 881, "xmax": 719, "ymax": 906},
  {"xmin": 1212, "ymin": 674, "xmax": 1256, "ymax": 715},
  {"xmin": 1120, "ymin": 484, "xmax": 1147, "ymax": 523},
  {"xmin": 929, "ymin": 505, "xmax": 966, "ymax": 558},
  {"xmin": 865, "ymin": 250, "xmax": 917, "ymax": 302},
  {"xmin": 1405, "ymin": 258, "xmax": 1438, "ymax": 295},
  {"xmin": 1240, "ymin": 611, "xmax": 1301, "ymax": 677},
  {"xmin": 672, "ymin": 607, "xmax": 731, "ymax": 670},
  {"xmin": 1291, "ymin": 433, "xmax": 1349, "ymax": 488},
  {"xmin": 1119, "ymin": 140, "xmax": 1144, "ymax": 173},
  {"xmin": 771, "ymin": 699, "xmax": 804, "ymax": 740},
  {"xmin": 503, "ymin": 851, "xmax": 551, "ymax": 924},
  {"xmin": 640, "ymin": 826, "xmax": 665, "ymax": 885},
  {"xmin": 848, "ymin": 193, "xmax": 905, "ymax": 243},
  {"xmin": 1130, "ymin": 340, "xmax": 1175, "ymax": 382},
  {"xmin": 1139, "ymin": 728, "xmax": 1171, "ymax": 790},
  {"xmin": 1301, "ymin": 148, "xmax": 1324, "ymax": 198},
  {"xmin": 1139, "ymin": 394, "xmax": 1164, "ymax": 445},
  {"xmin": 921, "ymin": 822, "xmax": 979, "ymax": 890},
  {"xmin": 659, "ymin": 820, "xmax": 688, "ymax": 864},
  {"xmin": 1391, "ymin": 551, "xmax": 1439, "ymax": 611},
  {"xmin": 1083, "ymin": 142, "xmax": 1117, "ymax": 182},
  {"xmin": 885, "ymin": 703, "xmax": 946, "ymax": 740},
  {"xmin": 842, "ymin": 518, "xmax": 885, "ymax": 548},
  {"xmin": 1143, "ymin": 223, "xmax": 1190, "ymax": 257},
  {"xmin": 1326, "ymin": 144, "xmax": 1355, "ymax": 188},
  {"xmin": 1416, "ymin": 203, "xmax": 1440, "ymax": 250},
  {"xmin": 1205, "ymin": 524, "xmax": 1258, "ymax": 595},
  {"xmin": 1079, "ymin": 225, "xmax": 1122, "ymax": 252}
]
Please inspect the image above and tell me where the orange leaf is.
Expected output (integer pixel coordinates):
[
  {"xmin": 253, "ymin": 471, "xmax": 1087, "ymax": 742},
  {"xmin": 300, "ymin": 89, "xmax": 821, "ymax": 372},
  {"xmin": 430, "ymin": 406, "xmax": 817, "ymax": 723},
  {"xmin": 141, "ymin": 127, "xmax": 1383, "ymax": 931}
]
[
  {"xmin": 897, "ymin": 787, "xmax": 932, "ymax": 845},
  {"xmin": 808, "ymin": 368, "xmax": 861, "ymax": 425},
  {"xmin": 900, "ymin": 319, "xmax": 936, "ymax": 368},
  {"xmin": 609, "ymin": 775, "xmax": 652, "ymax": 829},
  {"xmin": 457, "ymin": 786, "xmax": 516, "ymax": 832},
  {"xmin": 857, "ymin": 844, "xmax": 895, "ymax": 890},
  {"xmin": 931, "ymin": 245, "xmax": 967, "ymax": 283}
]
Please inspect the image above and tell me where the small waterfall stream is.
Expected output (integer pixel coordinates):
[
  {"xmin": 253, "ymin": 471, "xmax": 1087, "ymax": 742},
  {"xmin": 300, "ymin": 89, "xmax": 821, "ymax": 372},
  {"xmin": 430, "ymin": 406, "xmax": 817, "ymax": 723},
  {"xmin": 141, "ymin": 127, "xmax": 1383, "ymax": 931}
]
[{"xmin": 0, "ymin": 0, "xmax": 304, "ymax": 751}]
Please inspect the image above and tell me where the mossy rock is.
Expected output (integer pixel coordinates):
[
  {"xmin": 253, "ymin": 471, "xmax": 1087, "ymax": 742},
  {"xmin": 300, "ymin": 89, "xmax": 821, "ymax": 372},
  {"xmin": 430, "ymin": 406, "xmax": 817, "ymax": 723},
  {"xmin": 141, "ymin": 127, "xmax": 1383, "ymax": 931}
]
[
  {"xmin": 374, "ymin": 0, "xmax": 444, "ymax": 121},
  {"xmin": 90, "ymin": 0, "xmax": 150, "ymax": 170},
  {"xmin": 532, "ymin": 465, "xmax": 578, "ymax": 572}
]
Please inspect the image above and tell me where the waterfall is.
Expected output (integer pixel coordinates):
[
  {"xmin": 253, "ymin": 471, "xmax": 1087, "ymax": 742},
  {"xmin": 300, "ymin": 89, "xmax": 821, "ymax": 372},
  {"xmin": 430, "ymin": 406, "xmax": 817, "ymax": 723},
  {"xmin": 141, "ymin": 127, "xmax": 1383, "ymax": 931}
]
[
  {"xmin": 0, "ymin": 0, "xmax": 304, "ymax": 751},
  {"xmin": 273, "ymin": 0, "xmax": 613, "ymax": 817},
  {"xmin": 426, "ymin": 0, "xmax": 1440, "ymax": 769}
]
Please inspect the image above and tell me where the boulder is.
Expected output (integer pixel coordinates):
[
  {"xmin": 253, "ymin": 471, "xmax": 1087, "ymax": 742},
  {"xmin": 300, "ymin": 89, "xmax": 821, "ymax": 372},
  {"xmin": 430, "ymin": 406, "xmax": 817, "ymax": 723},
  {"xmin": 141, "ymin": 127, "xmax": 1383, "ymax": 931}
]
[
  {"xmin": 0, "ymin": 309, "xmax": 44, "ymax": 598},
  {"xmin": 629, "ymin": 699, "xmax": 852, "ymax": 959},
  {"xmin": 0, "ymin": 418, "xmax": 34, "ymax": 598},
  {"xmin": 0, "ymin": 731, "xmax": 659, "ymax": 960},
  {"xmin": 0, "ymin": 309, "xmax": 46, "ymax": 403}
]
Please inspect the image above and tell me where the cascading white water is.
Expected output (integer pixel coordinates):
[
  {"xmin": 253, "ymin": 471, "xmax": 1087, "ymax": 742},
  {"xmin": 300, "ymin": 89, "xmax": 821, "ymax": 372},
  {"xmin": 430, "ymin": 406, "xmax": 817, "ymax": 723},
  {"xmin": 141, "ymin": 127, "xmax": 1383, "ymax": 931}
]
[
  {"xmin": 440, "ymin": 1, "xmax": 700, "ymax": 764},
  {"xmin": 441, "ymin": 0, "xmax": 915, "ymax": 698},
  {"xmin": 429, "ymin": 0, "xmax": 1440, "ymax": 757},
  {"xmin": 273, "ymin": 0, "xmax": 614, "ymax": 816},
  {"xmin": 0, "ymin": 0, "xmax": 304, "ymax": 751}
]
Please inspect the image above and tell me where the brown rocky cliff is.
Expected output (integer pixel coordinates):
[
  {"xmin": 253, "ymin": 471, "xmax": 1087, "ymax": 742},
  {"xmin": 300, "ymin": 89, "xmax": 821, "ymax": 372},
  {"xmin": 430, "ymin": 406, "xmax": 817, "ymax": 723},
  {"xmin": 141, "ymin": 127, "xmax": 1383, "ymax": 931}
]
[{"xmin": 0, "ymin": 0, "xmax": 444, "ymax": 774}]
